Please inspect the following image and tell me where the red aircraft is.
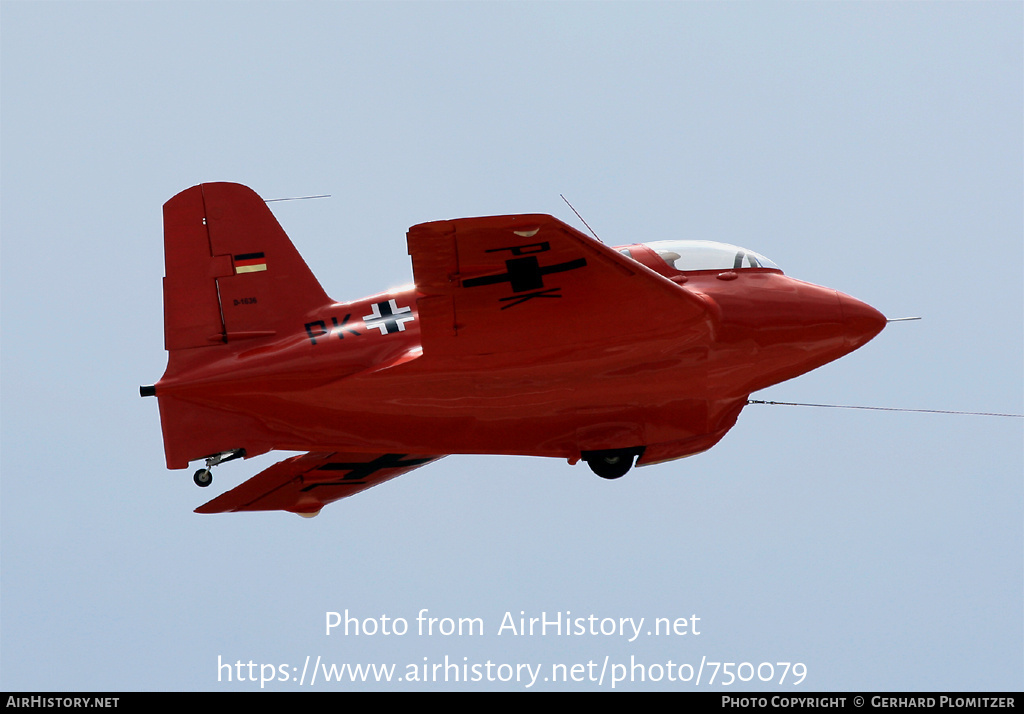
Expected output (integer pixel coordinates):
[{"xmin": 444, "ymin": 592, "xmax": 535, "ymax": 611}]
[{"xmin": 141, "ymin": 182, "xmax": 886, "ymax": 516}]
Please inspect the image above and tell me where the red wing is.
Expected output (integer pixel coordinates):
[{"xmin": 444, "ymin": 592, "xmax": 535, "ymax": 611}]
[
  {"xmin": 195, "ymin": 452, "xmax": 443, "ymax": 516},
  {"xmin": 407, "ymin": 214, "xmax": 710, "ymax": 358}
]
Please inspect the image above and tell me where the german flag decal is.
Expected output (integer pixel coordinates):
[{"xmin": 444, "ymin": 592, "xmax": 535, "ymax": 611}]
[{"xmin": 234, "ymin": 252, "xmax": 267, "ymax": 274}]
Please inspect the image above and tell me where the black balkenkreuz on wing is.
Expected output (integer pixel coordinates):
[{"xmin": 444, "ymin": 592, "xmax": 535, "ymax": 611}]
[
  {"xmin": 461, "ymin": 241, "xmax": 588, "ymax": 308},
  {"xmin": 301, "ymin": 454, "xmax": 438, "ymax": 490}
]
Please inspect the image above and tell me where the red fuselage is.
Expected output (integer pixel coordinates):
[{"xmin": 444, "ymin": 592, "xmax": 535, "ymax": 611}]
[
  {"xmin": 157, "ymin": 247, "xmax": 884, "ymax": 468},
  {"xmin": 147, "ymin": 184, "xmax": 888, "ymax": 513}
]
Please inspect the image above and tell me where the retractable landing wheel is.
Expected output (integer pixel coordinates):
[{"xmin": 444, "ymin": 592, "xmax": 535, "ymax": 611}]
[
  {"xmin": 582, "ymin": 448, "xmax": 644, "ymax": 480},
  {"xmin": 194, "ymin": 469, "xmax": 213, "ymax": 487}
]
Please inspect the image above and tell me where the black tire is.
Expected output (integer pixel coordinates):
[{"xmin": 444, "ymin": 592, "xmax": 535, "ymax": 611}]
[
  {"xmin": 583, "ymin": 449, "xmax": 641, "ymax": 479},
  {"xmin": 193, "ymin": 469, "xmax": 213, "ymax": 488}
]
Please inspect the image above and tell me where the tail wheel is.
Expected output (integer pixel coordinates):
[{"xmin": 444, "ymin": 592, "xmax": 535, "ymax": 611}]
[
  {"xmin": 193, "ymin": 469, "xmax": 213, "ymax": 487},
  {"xmin": 191, "ymin": 449, "xmax": 244, "ymax": 488},
  {"xmin": 582, "ymin": 448, "xmax": 644, "ymax": 480}
]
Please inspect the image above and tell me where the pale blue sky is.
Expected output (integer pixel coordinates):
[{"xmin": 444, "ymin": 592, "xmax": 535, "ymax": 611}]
[{"xmin": 2, "ymin": 1, "xmax": 1021, "ymax": 691}]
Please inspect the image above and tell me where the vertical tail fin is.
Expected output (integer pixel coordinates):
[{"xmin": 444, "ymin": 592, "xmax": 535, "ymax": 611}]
[
  {"xmin": 162, "ymin": 182, "xmax": 330, "ymax": 352},
  {"xmin": 154, "ymin": 182, "xmax": 332, "ymax": 468}
]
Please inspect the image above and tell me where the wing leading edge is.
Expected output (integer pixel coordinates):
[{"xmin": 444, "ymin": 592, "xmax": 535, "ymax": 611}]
[{"xmin": 195, "ymin": 452, "xmax": 444, "ymax": 516}]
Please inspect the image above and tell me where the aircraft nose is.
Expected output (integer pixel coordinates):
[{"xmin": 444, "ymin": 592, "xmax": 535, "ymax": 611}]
[{"xmin": 837, "ymin": 292, "xmax": 886, "ymax": 349}]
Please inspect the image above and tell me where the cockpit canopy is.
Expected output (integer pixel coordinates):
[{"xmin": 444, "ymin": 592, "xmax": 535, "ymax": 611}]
[{"xmin": 634, "ymin": 240, "xmax": 781, "ymax": 273}]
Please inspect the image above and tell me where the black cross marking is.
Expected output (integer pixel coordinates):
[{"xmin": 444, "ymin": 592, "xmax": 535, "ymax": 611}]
[
  {"xmin": 462, "ymin": 240, "xmax": 587, "ymax": 305},
  {"xmin": 301, "ymin": 454, "xmax": 435, "ymax": 491},
  {"xmin": 363, "ymin": 300, "xmax": 414, "ymax": 335},
  {"xmin": 463, "ymin": 255, "xmax": 587, "ymax": 293}
]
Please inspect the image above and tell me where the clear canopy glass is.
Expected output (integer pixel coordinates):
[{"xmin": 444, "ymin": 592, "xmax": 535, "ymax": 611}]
[{"xmin": 642, "ymin": 240, "xmax": 780, "ymax": 272}]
